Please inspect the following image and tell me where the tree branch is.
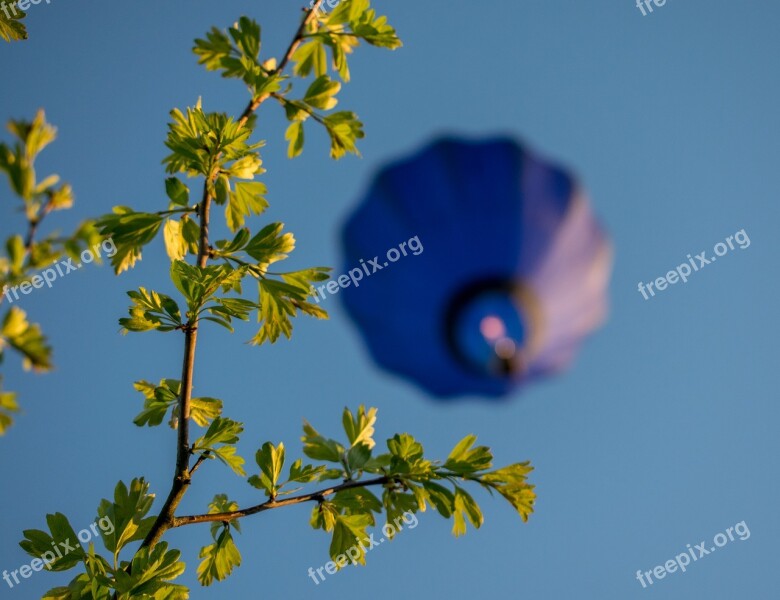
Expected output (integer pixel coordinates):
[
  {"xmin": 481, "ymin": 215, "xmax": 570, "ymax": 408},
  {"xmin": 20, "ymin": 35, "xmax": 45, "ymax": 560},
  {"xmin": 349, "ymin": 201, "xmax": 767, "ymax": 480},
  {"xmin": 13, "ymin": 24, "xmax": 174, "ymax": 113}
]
[
  {"xmin": 173, "ymin": 476, "xmax": 393, "ymax": 527},
  {"xmin": 138, "ymin": 0, "xmax": 326, "ymax": 552},
  {"xmin": 23, "ymin": 202, "xmax": 51, "ymax": 251},
  {"xmin": 238, "ymin": 1, "xmax": 324, "ymax": 123},
  {"xmin": 0, "ymin": 197, "xmax": 55, "ymax": 309}
]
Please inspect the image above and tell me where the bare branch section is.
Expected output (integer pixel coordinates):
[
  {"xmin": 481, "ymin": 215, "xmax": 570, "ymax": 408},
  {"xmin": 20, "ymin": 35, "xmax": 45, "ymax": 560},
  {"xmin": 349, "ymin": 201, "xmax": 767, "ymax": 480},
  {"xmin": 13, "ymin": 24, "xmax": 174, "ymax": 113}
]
[{"xmin": 174, "ymin": 476, "xmax": 392, "ymax": 527}]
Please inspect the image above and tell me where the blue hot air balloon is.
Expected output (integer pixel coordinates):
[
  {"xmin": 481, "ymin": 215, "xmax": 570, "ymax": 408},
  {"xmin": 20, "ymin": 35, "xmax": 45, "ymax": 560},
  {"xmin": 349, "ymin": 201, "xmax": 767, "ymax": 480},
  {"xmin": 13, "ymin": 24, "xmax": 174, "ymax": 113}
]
[{"xmin": 339, "ymin": 137, "xmax": 612, "ymax": 399}]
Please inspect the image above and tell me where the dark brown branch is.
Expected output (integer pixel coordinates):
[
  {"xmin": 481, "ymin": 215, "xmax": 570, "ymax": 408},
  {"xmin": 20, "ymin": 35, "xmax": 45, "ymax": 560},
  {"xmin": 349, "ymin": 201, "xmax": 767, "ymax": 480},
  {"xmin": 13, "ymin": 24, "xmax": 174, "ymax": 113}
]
[
  {"xmin": 24, "ymin": 194, "xmax": 54, "ymax": 251},
  {"xmin": 173, "ymin": 476, "xmax": 392, "ymax": 527},
  {"xmin": 189, "ymin": 452, "xmax": 210, "ymax": 477},
  {"xmin": 238, "ymin": 1, "xmax": 324, "ymax": 124}
]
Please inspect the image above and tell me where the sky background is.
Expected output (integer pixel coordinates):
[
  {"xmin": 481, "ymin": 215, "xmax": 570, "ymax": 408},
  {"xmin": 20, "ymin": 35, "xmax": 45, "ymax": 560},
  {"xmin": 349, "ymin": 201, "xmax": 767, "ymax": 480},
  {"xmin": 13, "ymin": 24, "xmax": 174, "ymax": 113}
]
[{"xmin": 1, "ymin": 0, "xmax": 779, "ymax": 598}]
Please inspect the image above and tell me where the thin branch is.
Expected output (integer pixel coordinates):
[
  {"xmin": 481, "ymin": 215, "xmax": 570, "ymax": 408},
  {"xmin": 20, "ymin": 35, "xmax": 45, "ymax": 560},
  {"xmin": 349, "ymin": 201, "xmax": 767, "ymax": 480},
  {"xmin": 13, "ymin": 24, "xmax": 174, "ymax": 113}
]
[
  {"xmin": 275, "ymin": 5, "xmax": 323, "ymax": 76},
  {"xmin": 0, "ymin": 198, "xmax": 55, "ymax": 309},
  {"xmin": 173, "ymin": 476, "xmax": 393, "ymax": 527},
  {"xmin": 270, "ymin": 93, "xmax": 327, "ymax": 125},
  {"xmin": 156, "ymin": 207, "xmax": 199, "ymax": 217},
  {"xmin": 189, "ymin": 452, "xmax": 210, "ymax": 477},
  {"xmin": 238, "ymin": 1, "xmax": 324, "ymax": 124}
]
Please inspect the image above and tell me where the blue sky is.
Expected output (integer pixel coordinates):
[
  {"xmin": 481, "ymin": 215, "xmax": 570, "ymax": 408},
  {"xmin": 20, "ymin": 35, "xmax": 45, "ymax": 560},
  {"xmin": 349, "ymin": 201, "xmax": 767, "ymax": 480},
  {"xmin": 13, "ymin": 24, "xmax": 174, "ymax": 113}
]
[{"xmin": 1, "ymin": 0, "xmax": 779, "ymax": 598}]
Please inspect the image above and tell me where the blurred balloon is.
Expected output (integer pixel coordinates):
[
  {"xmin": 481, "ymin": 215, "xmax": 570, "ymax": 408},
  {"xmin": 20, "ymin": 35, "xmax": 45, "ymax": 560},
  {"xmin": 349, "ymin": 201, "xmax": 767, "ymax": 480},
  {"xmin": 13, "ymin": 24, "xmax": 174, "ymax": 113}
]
[{"xmin": 340, "ymin": 137, "xmax": 612, "ymax": 399}]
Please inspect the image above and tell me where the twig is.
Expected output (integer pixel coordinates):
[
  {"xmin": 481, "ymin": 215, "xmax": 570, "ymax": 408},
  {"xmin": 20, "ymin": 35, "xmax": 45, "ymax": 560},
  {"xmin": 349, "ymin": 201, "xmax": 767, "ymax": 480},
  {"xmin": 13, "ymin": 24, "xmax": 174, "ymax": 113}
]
[
  {"xmin": 238, "ymin": 2, "xmax": 324, "ymax": 124},
  {"xmin": 0, "ymin": 198, "xmax": 55, "ymax": 308},
  {"xmin": 173, "ymin": 476, "xmax": 392, "ymax": 527}
]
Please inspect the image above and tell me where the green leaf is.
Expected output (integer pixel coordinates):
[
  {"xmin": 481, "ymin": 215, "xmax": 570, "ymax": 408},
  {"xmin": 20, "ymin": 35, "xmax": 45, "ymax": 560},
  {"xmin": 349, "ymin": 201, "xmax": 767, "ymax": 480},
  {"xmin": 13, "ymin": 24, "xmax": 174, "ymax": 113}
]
[
  {"xmin": 387, "ymin": 433, "xmax": 424, "ymax": 461},
  {"xmin": 332, "ymin": 487, "xmax": 382, "ymax": 519},
  {"xmin": 0, "ymin": 307, "xmax": 52, "ymax": 371},
  {"xmin": 285, "ymin": 459, "xmax": 327, "ymax": 485},
  {"xmin": 279, "ymin": 267, "xmax": 331, "ymax": 292},
  {"xmin": 194, "ymin": 417, "xmax": 246, "ymax": 476},
  {"xmin": 252, "ymin": 280, "xmax": 296, "ymax": 344},
  {"xmin": 382, "ymin": 488, "xmax": 419, "ymax": 539},
  {"xmin": 301, "ymin": 420, "xmax": 344, "ymax": 462},
  {"xmin": 285, "ymin": 121, "xmax": 305, "ymax": 158},
  {"xmin": 163, "ymin": 219, "xmax": 188, "ymax": 261},
  {"xmin": 452, "ymin": 486, "xmax": 483, "ymax": 537},
  {"xmin": 323, "ymin": 111, "xmax": 364, "ymax": 159},
  {"xmin": 197, "ymin": 527, "xmax": 241, "ymax": 586},
  {"xmin": 207, "ymin": 495, "xmax": 241, "ymax": 532},
  {"xmin": 193, "ymin": 27, "xmax": 233, "ymax": 72},
  {"xmin": 310, "ymin": 501, "xmax": 339, "ymax": 532},
  {"xmin": 482, "ymin": 462, "xmax": 536, "ymax": 522},
  {"xmin": 181, "ymin": 215, "xmax": 200, "ymax": 254},
  {"xmin": 249, "ymin": 441, "xmax": 285, "ymax": 498},
  {"xmin": 132, "ymin": 379, "xmax": 179, "ymax": 427},
  {"xmin": 251, "ymin": 274, "xmax": 328, "ymax": 345},
  {"xmin": 349, "ymin": 8, "xmax": 402, "ymax": 49},
  {"xmin": 225, "ymin": 155, "xmax": 263, "ymax": 179},
  {"xmin": 6, "ymin": 234, "xmax": 25, "ymax": 276},
  {"xmin": 97, "ymin": 478, "xmax": 157, "ymax": 564},
  {"xmin": 303, "ymin": 75, "xmax": 341, "ymax": 110},
  {"xmin": 164, "ymin": 177, "xmax": 190, "ymax": 207},
  {"xmin": 163, "ymin": 104, "xmax": 259, "ymax": 177},
  {"xmin": 119, "ymin": 288, "xmax": 182, "ymax": 333},
  {"xmin": 41, "ymin": 549, "xmax": 114, "ymax": 599},
  {"xmin": 0, "ymin": 5, "xmax": 27, "ymax": 43},
  {"xmin": 228, "ymin": 17, "xmax": 261, "ymax": 62},
  {"xmin": 20, "ymin": 513, "xmax": 86, "ymax": 572},
  {"xmin": 346, "ymin": 443, "xmax": 371, "ymax": 472},
  {"xmin": 342, "ymin": 405, "xmax": 377, "ymax": 449},
  {"xmin": 387, "ymin": 433, "xmax": 432, "ymax": 479},
  {"xmin": 114, "ymin": 542, "xmax": 185, "ymax": 596},
  {"xmin": 362, "ymin": 452, "xmax": 392, "ymax": 474},
  {"xmin": 444, "ymin": 434, "xmax": 493, "ymax": 474},
  {"xmin": 244, "ymin": 223, "xmax": 295, "ymax": 265},
  {"xmin": 205, "ymin": 297, "xmax": 257, "ymax": 333},
  {"xmin": 194, "ymin": 17, "xmax": 262, "ymax": 87},
  {"xmin": 329, "ymin": 513, "xmax": 373, "ymax": 566},
  {"xmin": 226, "ymin": 181, "xmax": 268, "ymax": 232},
  {"xmin": 421, "ymin": 481, "xmax": 455, "ymax": 518},
  {"xmin": 292, "ymin": 38, "xmax": 327, "ymax": 78},
  {"xmin": 170, "ymin": 261, "xmax": 237, "ymax": 310},
  {"xmin": 95, "ymin": 207, "xmax": 164, "ymax": 274},
  {"xmin": 0, "ymin": 384, "xmax": 19, "ymax": 436},
  {"xmin": 189, "ymin": 396, "xmax": 223, "ymax": 427}
]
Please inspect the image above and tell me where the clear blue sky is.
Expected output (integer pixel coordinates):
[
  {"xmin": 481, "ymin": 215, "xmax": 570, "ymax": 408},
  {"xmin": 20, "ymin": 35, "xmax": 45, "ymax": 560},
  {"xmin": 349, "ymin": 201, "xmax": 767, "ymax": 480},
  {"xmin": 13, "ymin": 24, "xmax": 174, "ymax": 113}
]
[{"xmin": 1, "ymin": 1, "xmax": 779, "ymax": 598}]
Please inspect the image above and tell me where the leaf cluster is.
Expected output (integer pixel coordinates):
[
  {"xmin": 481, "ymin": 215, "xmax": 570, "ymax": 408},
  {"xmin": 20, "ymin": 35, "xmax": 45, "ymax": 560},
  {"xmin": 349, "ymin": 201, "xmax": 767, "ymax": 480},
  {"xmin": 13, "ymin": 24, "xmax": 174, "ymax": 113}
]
[
  {"xmin": 0, "ymin": 111, "xmax": 103, "ymax": 435},
  {"xmin": 21, "ymin": 479, "xmax": 188, "ymax": 600},
  {"xmin": 0, "ymin": 4, "xmax": 26, "ymax": 42}
]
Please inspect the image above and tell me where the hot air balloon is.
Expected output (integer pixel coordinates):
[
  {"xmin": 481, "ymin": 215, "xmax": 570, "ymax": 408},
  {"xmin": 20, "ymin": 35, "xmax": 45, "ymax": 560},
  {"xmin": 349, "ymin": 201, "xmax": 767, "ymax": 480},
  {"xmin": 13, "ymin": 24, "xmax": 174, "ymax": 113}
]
[{"xmin": 339, "ymin": 137, "xmax": 612, "ymax": 399}]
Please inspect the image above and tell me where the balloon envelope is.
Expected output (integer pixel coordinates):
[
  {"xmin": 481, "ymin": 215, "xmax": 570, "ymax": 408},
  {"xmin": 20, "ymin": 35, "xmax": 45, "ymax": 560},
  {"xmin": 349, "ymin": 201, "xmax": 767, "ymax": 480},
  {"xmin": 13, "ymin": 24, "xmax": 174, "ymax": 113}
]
[{"xmin": 340, "ymin": 137, "xmax": 612, "ymax": 399}]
